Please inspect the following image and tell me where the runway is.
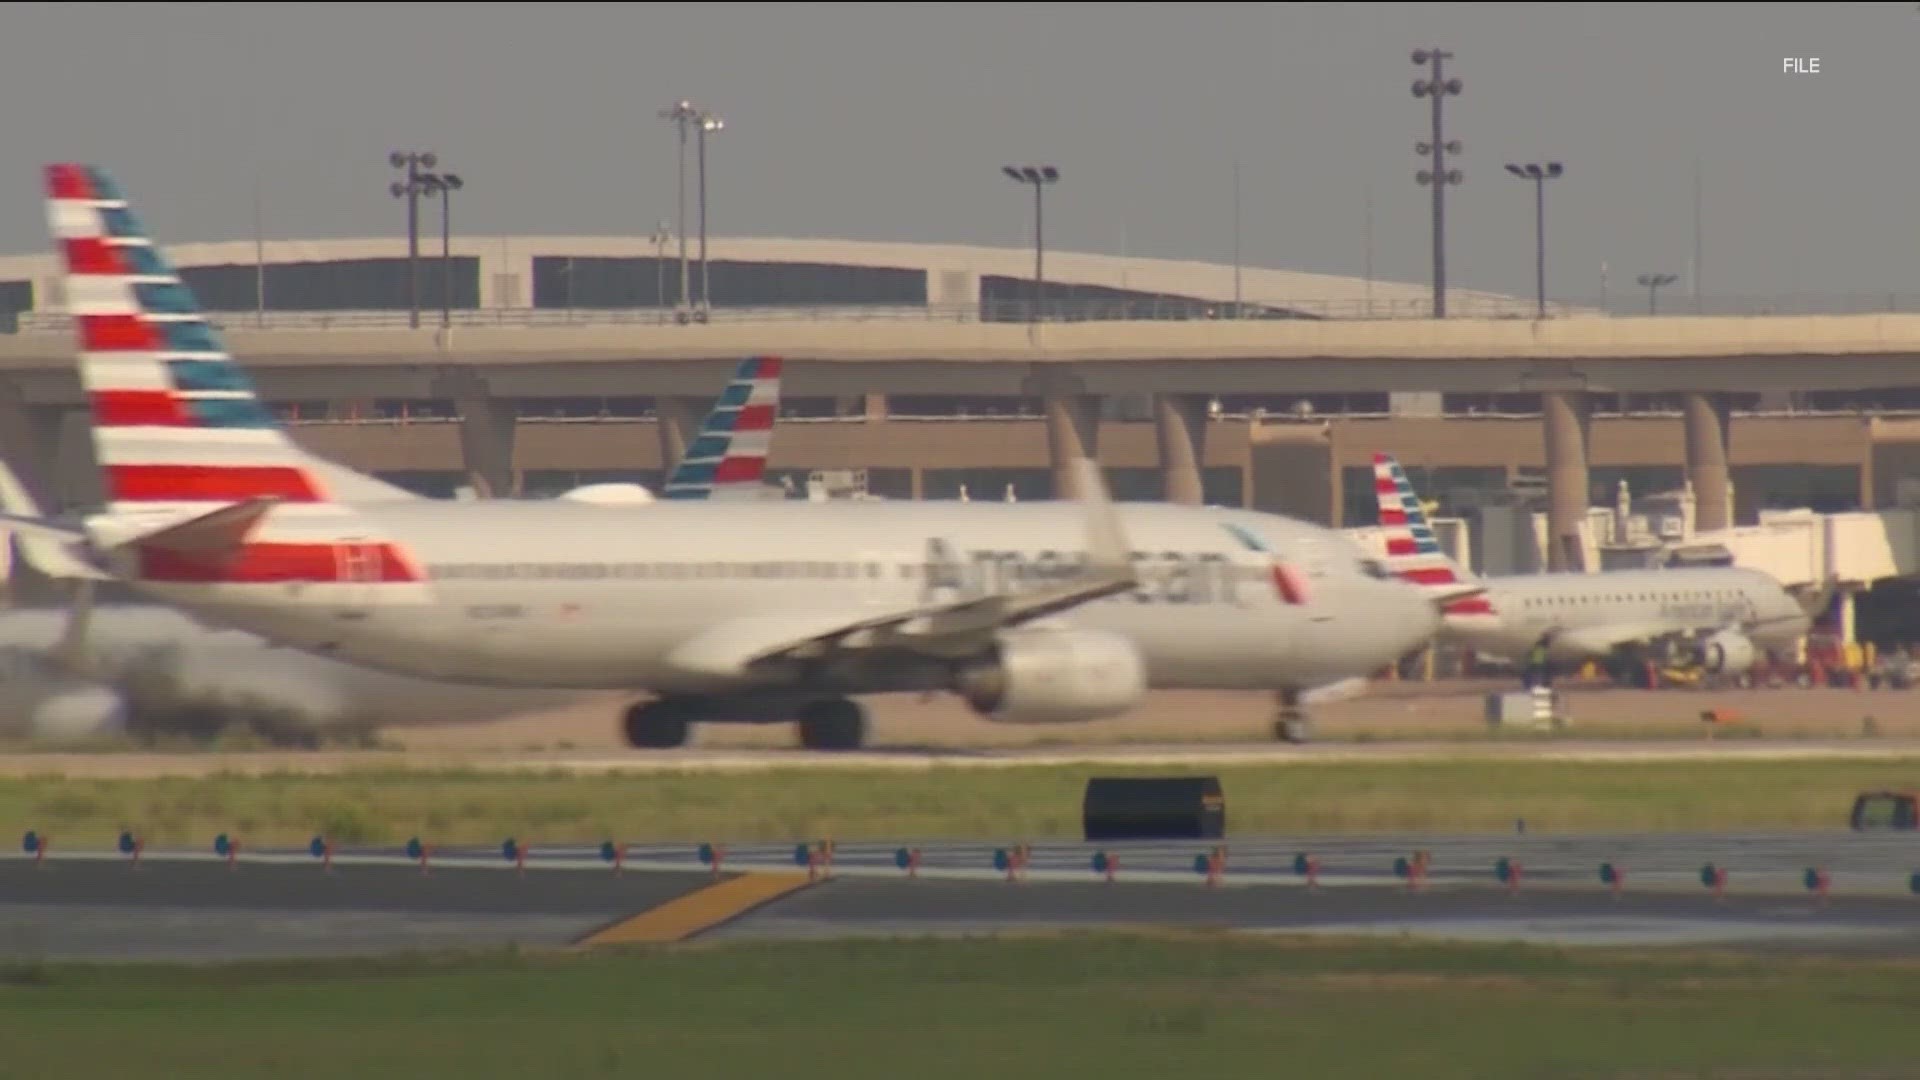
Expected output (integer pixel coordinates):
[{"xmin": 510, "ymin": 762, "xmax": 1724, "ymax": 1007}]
[
  {"xmin": 6, "ymin": 736, "xmax": 1920, "ymax": 778},
  {"xmin": 5, "ymin": 831, "xmax": 1919, "ymax": 962}
]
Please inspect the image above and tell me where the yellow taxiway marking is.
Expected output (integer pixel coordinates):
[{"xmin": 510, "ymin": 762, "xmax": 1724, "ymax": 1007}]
[{"xmin": 579, "ymin": 872, "xmax": 815, "ymax": 946}]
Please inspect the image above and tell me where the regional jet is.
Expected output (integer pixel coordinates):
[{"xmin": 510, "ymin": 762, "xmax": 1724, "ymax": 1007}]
[{"xmin": 1367, "ymin": 452, "xmax": 1811, "ymax": 685}]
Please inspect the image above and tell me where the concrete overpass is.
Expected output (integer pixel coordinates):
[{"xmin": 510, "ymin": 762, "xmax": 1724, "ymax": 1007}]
[{"xmin": 5, "ymin": 312, "xmax": 1920, "ymax": 569}]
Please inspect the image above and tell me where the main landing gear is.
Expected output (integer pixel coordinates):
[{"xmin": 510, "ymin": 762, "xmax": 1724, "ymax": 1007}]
[
  {"xmin": 1274, "ymin": 689, "xmax": 1314, "ymax": 744},
  {"xmin": 621, "ymin": 696, "xmax": 870, "ymax": 752},
  {"xmin": 624, "ymin": 699, "xmax": 692, "ymax": 749},
  {"xmin": 796, "ymin": 698, "xmax": 867, "ymax": 751}
]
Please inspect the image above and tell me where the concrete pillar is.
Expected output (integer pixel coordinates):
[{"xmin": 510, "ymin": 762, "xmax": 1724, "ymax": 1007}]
[
  {"xmin": 863, "ymin": 392, "xmax": 888, "ymax": 423},
  {"xmin": 1542, "ymin": 390, "xmax": 1591, "ymax": 573},
  {"xmin": 50, "ymin": 407, "xmax": 102, "ymax": 512},
  {"xmin": 457, "ymin": 397, "xmax": 517, "ymax": 499},
  {"xmin": 654, "ymin": 396, "xmax": 702, "ymax": 477},
  {"xmin": 1153, "ymin": 393, "xmax": 1210, "ymax": 506},
  {"xmin": 1683, "ymin": 391, "xmax": 1733, "ymax": 532},
  {"xmin": 434, "ymin": 371, "xmax": 517, "ymax": 500},
  {"xmin": 1042, "ymin": 391, "xmax": 1101, "ymax": 499}
]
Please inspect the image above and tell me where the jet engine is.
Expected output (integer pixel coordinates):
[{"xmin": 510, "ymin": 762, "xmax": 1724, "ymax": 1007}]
[
  {"xmin": 954, "ymin": 628, "xmax": 1147, "ymax": 724},
  {"xmin": 28, "ymin": 684, "xmax": 130, "ymax": 741},
  {"xmin": 1695, "ymin": 630, "xmax": 1756, "ymax": 675}
]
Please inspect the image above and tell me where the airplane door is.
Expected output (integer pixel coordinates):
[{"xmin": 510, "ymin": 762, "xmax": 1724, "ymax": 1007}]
[
  {"xmin": 333, "ymin": 540, "xmax": 382, "ymax": 619},
  {"xmin": 857, "ymin": 551, "xmax": 892, "ymax": 607}
]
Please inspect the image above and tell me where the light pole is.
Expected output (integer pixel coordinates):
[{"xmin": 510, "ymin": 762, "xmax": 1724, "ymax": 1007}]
[
  {"xmin": 650, "ymin": 220, "xmax": 672, "ymax": 318},
  {"xmin": 417, "ymin": 169, "xmax": 463, "ymax": 329},
  {"xmin": 658, "ymin": 100, "xmax": 699, "ymax": 320},
  {"xmin": 1002, "ymin": 165, "xmax": 1060, "ymax": 323},
  {"xmin": 1503, "ymin": 161, "xmax": 1562, "ymax": 319},
  {"xmin": 1637, "ymin": 272, "xmax": 1678, "ymax": 315},
  {"xmin": 697, "ymin": 111, "xmax": 724, "ymax": 321},
  {"xmin": 388, "ymin": 150, "xmax": 438, "ymax": 329},
  {"xmin": 1412, "ymin": 49, "xmax": 1463, "ymax": 318}
]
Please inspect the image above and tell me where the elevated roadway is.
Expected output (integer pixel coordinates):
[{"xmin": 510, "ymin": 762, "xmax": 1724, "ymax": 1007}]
[
  {"xmin": 5, "ymin": 311, "xmax": 1919, "ymax": 567},
  {"xmin": 5, "ymin": 313, "xmax": 1920, "ymax": 396}
]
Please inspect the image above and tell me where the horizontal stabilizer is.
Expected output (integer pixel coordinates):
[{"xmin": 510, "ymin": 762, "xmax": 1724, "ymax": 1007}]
[
  {"xmin": 113, "ymin": 497, "xmax": 280, "ymax": 576},
  {"xmin": 1427, "ymin": 582, "xmax": 1488, "ymax": 607}
]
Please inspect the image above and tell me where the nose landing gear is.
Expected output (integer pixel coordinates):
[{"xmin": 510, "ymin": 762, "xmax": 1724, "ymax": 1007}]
[{"xmin": 1274, "ymin": 689, "xmax": 1314, "ymax": 744}]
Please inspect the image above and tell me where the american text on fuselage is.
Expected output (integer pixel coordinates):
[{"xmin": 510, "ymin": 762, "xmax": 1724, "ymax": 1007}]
[{"xmin": 429, "ymin": 545, "xmax": 1271, "ymax": 609}]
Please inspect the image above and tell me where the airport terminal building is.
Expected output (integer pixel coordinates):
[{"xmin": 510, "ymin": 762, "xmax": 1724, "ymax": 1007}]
[{"xmin": 0, "ymin": 234, "xmax": 1908, "ymax": 570}]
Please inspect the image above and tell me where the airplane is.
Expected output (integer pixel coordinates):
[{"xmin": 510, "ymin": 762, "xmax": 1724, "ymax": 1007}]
[
  {"xmin": 4, "ymin": 163, "xmax": 1443, "ymax": 751},
  {"xmin": 0, "ymin": 354, "xmax": 791, "ymax": 743},
  {"xmin": 557, "ymin": 353, "xmax": 786, "ymax": 505},
  {"xmin": 1366, "ymin": 451, "xmax": 1813, "ymax": 687}
]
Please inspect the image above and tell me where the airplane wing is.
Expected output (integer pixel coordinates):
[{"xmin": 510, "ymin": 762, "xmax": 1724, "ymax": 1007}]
[
  {"xmin": 0, "ymin": 512, "xmax": 89, "ymax": 547},
  {"xmin": 1550, "ymin": 622, "xmax": 1681, "ymax": 659},
  {"xmin": 1552, "ymin": 610, "xmax": 1810, "ymax": 660},
  {"xmin": 660, "ymin": 458, "xmax": 1141, "ymax": 680},
  {"xmin": 0, "ymin": 459, "xmax": 114, "ymax": 581}
]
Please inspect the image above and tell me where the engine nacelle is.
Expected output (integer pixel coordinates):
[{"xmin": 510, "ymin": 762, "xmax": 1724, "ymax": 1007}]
[
  {"xmin": 29, "ymin": 685, "xmax": 130, "ymax": 741},
  {"xmin": 1696, "ymin": 630, "xmax": 1756, "ymax": 674},
  {"xmin": 954, "ymin": 629, "xmax": 1147, "ymax": 724}
]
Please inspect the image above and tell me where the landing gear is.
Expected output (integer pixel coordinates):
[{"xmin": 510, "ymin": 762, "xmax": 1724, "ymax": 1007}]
[
  {"xmin": 623, "ymin": 700, "xmax": 691, "ymax": 749},
  {"xmin": 1273, "ymin": 689, "xmax": 1314, "ymax": 744},
  {"xmin": 797, "ymin": 698, "xmax": 868, "ymax": 751}
]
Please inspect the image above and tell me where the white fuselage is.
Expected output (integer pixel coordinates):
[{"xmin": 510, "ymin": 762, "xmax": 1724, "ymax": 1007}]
[
  {"xmin": 1437, "ymin": 566, "xmax": 1811, "ymax": 662},
  {"xmin": 109, "ymin": 500, "xmax": 1442, "ymax": 698}
]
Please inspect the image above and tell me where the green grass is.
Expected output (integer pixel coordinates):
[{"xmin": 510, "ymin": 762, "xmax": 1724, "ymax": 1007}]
[
  {"xmin": 1, "ymin": 934, "xmax": 1915, "ymax": 1078},
  {"xmin": 5, "ymin": 758, "xmax": 1920, "ymax": 847}
]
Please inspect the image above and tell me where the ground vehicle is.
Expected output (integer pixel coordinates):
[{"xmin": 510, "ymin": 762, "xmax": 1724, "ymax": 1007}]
[{"xmin": 1850, "ymin": 791, "xmax": 1919, "ymax": 832}]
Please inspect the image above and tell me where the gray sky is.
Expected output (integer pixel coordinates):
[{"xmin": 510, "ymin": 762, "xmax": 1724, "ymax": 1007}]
[{"xmin": 0, "ymin": 2, "xmax": 1905, "ymax": 302}]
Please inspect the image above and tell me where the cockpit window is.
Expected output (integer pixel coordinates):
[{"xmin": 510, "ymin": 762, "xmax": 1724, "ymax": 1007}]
[{"xmin": 1358, "ymin": 558, "xmax": 1395, "ymax": 580}]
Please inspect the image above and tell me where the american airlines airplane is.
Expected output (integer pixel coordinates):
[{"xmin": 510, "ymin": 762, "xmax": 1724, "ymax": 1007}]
[
  {"xmin": 5, "ymin": 164, "xmax": 1442, "ymax": 750},
  {"xmin": 0, "ymin": 355, "xmax": 789, "ymax": 741},
  {"xmin": 1367, "ymin": 452, "xmax": 1812, "ymax": 685}
]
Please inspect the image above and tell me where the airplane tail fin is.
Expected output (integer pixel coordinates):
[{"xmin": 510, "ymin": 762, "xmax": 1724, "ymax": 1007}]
[
  {"xmin": 661, "ymin": 356, "xmax": 782, "ymax": 500},
  {"xmin": 43, "ymin": 163, "xmax": 422, "ymax": 523},
  {"xmin": 1371, "ymin": 451, "xmax": 1493, "ymax": 615},
  {"xmin": 41, "ymin": 164, "xmax": 429, "ymax": 598}
]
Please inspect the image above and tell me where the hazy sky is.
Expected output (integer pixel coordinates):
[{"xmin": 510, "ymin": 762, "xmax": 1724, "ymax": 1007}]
[{"xmin": 0, "ymin": 3, "xmax": 1905, "ymax": 302}]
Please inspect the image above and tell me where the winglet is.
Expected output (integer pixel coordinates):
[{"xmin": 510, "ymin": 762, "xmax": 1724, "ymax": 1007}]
[
  {"xmin": 0, "ymin": 458, "xmax": 113, "ymax": 581},
  {"xmin": 1067, "ymin": 457, "xmax": 1136, "ymax": 586}
]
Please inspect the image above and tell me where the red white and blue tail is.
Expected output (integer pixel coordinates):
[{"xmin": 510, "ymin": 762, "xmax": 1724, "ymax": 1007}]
[
  {"xmin": 46, "ymin": 164, "xmax": 420, "ymax": 517},
  {"xmin": 43, "ymin": 164, "xmax": 427, "ymax": 596},
  {"xmin": 1372, "ymin": 451, "xmax": 1494, "ymax": 617},
  {"xmin": 661, "ymin": 356, "xmax": 781, "ymax": 500}
]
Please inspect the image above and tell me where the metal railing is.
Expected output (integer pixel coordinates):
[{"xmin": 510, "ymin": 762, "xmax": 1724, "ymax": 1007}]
[
  {"xmin": 285, "ymin": 403, "xmax": 1920, "ymax": 428},
  {"xmin": 6, "ymin": 295, "xmax": 1587, "ymax": 333},
  {"xmin": 16, "ymin": 291, "xmax": 1920, "ymax": 335}
]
